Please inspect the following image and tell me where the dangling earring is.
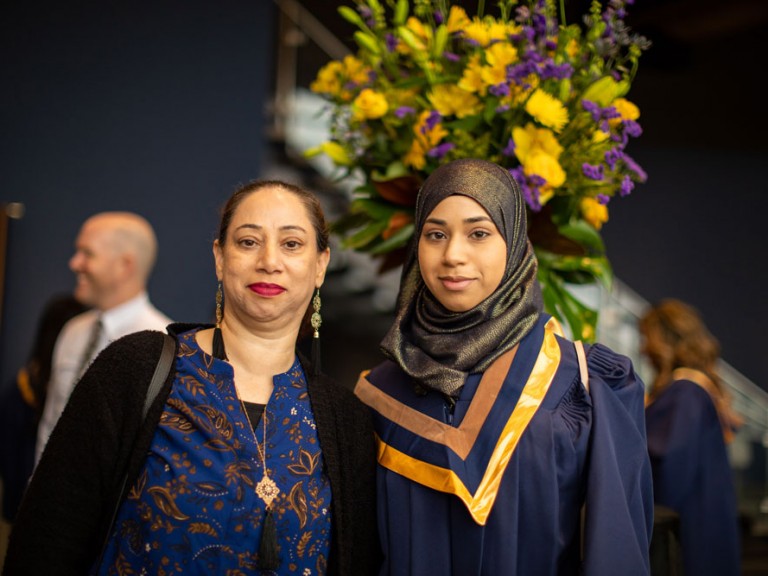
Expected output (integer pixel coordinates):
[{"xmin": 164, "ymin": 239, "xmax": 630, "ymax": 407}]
[
  {"xmin": 215, "ymin": 281, "xmax": 223, "ymax": 327},
  {"xmin": 310, "ymin": 289, "xmax": 322, "ymax": 376},
  {"xmin": 213, "ymin": 281, "xmax": 227, "ymax": 360}
]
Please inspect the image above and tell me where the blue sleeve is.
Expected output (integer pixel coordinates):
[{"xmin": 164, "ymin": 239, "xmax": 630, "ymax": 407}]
[{"xmin": 581, "ymin": 344, "xmax": 654, "ymax": 576}]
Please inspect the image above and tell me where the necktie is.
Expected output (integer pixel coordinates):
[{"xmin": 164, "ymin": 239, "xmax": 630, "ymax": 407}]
[{"xmin": 76, "ymin": 317, "xmax": 103, "ymax": 379}]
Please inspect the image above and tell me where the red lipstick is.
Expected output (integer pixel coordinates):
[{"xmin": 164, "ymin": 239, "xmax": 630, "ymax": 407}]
[{"xmin": 249, "ymin": 283, "xmax": 286, "ymax": 296}]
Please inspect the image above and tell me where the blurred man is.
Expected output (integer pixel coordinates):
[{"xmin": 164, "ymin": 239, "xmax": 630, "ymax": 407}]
[{"xmin": 35, "ymin": 212, "xmax": 172, "ymax": 462}]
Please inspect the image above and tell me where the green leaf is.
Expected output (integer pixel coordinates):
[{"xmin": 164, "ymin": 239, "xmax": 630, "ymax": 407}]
[
  {"xmin": 557, "ymin": 220, "xmax": 606, "ymax": 253},
  {"xmin": 369, "ymin": 223, "xmax": 415, "ymax": 254},
  {"xmin": 393, "ymin": 0, "xmax": 409, "ymax": 26},
  {"xmin": 338, "ymin": 6, "xmax": 366, "ymax": 29},
  {"xmin": 351, "ymin": 198, "xmax": 400, "ymax": 220},
  {"xmin": 354, "ymin": 30, "xmax": 381, "ymax": 55},
  {"xmin": 342, "ymin": 219, "xmax": 389, "ymax": 250}
]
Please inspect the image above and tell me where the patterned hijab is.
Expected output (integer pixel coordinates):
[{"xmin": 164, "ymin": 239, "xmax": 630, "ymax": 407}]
[{"xmin": 380, "ymin": 158, "xmax": 542, "ymax": 396}]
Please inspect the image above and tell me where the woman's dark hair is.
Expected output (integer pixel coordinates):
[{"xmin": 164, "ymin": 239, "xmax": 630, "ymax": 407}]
[{"xmin": 217, "ymin": 180, "xmax": 330, "ymax": 252}]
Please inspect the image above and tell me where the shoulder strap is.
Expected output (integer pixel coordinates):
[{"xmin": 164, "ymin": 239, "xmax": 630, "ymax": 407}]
[
  {"xmin": 574, "ymin": 340, "xmax": 590, "ymax": 394},
  {"xmin": 97, "ymin": 332, "xmax": 175, "ymax": 568},
  {"xmin": 143, "ymin": 333, "xmax": 176, "ymax": 420}
]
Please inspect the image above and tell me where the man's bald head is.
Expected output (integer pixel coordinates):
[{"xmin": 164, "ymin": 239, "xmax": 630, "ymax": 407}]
[{"xmin": 69, "ymin": 211, "xmax": 160, "ymax": 310}]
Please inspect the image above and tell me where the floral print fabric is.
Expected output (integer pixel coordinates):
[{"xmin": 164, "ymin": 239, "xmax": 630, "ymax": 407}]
[{"xmin": 95, "ymin": 329, "xmax": 332, "ymax": 575}]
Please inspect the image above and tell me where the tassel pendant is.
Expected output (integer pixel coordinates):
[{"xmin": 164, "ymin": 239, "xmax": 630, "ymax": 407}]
[{"xmin": 258, "ymin": 505, "xmax": 280, "ymax": 570}]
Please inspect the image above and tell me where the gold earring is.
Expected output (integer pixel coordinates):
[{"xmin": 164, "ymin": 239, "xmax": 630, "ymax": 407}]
[
  {"xmin": 311, "ymin": 289, "xmax": 322, "ymax": 338},
  {"xmin": 216, "ymin": 281, "xmax": 223, "ymax": 327}
]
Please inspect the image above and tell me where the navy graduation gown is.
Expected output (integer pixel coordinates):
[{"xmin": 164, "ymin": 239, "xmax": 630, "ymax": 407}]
[
  {"xmin": 356, "ymin": 316, "xmax": 653, "ymax": 575},
  {"xmin": 646, "ymin": 377, "xmax": 741, "ymax": 576}
]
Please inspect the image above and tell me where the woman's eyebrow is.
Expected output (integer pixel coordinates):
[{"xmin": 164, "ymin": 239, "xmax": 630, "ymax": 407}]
[{"xmin": 234, "ymin": 223, "xmax": 308, "ymax": 233}]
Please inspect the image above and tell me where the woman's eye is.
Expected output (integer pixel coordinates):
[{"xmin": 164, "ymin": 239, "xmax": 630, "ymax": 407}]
[
  {"xmin": 284, "ymin": 240, "xmax": 302, "ymax": 250},
  {"xmin": 238, "ymin": 238, "xmax": 257, "ymax": 247},
  {"xmin": 470, "ymin": 229, "xmax": 491, "ymax": 240},
  {"xmin": 424, "ymin": 230, "xmax": 446, "ymax": 241}
]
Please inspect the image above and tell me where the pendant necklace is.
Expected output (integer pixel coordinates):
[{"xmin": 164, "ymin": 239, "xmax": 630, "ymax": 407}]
[
  {"xmin": 243, "ymin": 399, "xmax": 280, "ymax": 507},
  {"xmin": 212, "ymin": 324, "xmax": 280, "ymax": 569}
]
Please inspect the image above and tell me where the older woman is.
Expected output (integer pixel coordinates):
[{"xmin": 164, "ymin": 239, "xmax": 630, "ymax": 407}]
[
  {"xmin": 4, "ymin": 181, "xmax": 379, "ymax": 575},
  {"xmin": 640, "ymin": 299, "xmax": 742, "ymax": 576},
  {"xmin": 354, "ymin": 159, "xmax": 653, "ymax": 575}
]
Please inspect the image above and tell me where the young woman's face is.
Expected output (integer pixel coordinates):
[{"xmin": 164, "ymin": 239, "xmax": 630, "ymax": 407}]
[{"xmin": 418, "ymin": 195, "xmax": 507, "ymax": 312}]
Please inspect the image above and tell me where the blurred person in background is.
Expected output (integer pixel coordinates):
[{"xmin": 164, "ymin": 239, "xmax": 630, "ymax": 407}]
[
  {"xmin": 640, "ymin": 298, "xmax": 742, "ymax": 576},
  {"xmin": 35, "ymin": 211, "xmax": 172, "ymax": 462}
]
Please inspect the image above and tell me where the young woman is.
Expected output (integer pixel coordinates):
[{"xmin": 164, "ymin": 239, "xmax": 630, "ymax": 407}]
[
  {"xmin": 5, "ymin": 181, "xmax": 380, "ymax": 575},
  {"xmin": 640, "ymin": 299, "xmax": 742, "ymax": 576},
  {"xmin": 354, "ymin": 159, "xmax": 653, "ymax": 575}
]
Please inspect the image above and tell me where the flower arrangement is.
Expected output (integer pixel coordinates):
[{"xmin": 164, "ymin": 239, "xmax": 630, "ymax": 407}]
[{"xmin": 306, "ymin": 0, "xmax": 650, "ymax": 341}]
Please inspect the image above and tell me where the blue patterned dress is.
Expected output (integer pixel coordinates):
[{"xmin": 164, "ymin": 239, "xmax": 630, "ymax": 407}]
[{"xmin": 95, "ymin": 329, "xmax": 333, "ymax": 575}]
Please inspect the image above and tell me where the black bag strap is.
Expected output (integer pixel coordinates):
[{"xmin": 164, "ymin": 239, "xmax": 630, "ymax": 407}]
[
  {"xmin": 96, "ymin": 332, "xmax": 175, "ymax": 567},
  {"xmin": 142, "ymin": 333, "xmax": 176, "ymax": 419}
]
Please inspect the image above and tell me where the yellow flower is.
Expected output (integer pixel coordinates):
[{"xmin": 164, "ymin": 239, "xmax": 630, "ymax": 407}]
[
  {"xmin": 310, "ymin": 61, "xmax": 344, "ymax": 97},
  {"xmin": 611, "ymin": 98, "xmax": 640, "ymax": 123},
  {"xmin": 566, "ymin": 39, "xmax": 580, "ymax": 59},
  {"xmin": 525, "ymin": 89, "xmax": 569, "ymax": 132},
  {"xmin": 464, "ymin": 19, "xmax": 491, "ymax": 47},
  {"xmin": 513, "ymin": 123, "xmax": 563, "ymax": 164},
  {"xmin": 404, "ymin": 111, "xmax": 448, "ymax": 170},
  {"xmin": 523, "ymin": 150, "xmax": 566, "ymax": 189},
  {"xmin": 352, "ymin": 89, "xmax": 389, "ymax": 121},
  {"xmin": 341, "ymin": 55, "xmax": 371, "ymax": 89},
  {"xmin": 405, "ymin": 16, "xmax": 431, "ymax": 50},
  {"xmin": 446, "ymin": 6, "xmax": 471, "ymax": 33},
  {"xmin": 429, "ymin": 85, "xmax": 482, "ymax": 118},
  {"xmin": 581, "ymin": 197, "xmax": 609, "ymax": 229},
  {"xmin": 486, "ymin": 42, "xmax": 518, "ymax": 68},
  {"xmin": 458, "ymin": 54, "xmax": 486, "ymax": 95}
]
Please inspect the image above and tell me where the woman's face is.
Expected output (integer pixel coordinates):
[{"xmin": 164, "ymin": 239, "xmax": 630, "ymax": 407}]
[
  {"xmin": 214, "ymin": 187, "xmax": 330, "ymax": 332},
  {"xmin": 418, "ymin": 195, "xmax": 507, "ymax": 312}
]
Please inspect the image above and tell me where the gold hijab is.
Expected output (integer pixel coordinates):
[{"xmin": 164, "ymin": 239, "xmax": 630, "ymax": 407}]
[{"xmin": 380, "ymin": 159, "xmax": 542, "ymax": 396}]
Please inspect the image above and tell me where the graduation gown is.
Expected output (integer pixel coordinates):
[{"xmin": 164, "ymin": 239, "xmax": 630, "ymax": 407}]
[
  {"xmin": 646, "ymin": 374, "xmax": 741, "ymax": 576},
  {"xmin": 355, "ymin": 316, "xmax": 653, "ymax": 575}
]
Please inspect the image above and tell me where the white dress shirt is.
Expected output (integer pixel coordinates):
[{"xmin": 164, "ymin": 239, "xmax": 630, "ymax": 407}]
[{"xmin": 35, "ymin": 292, "xmax": 172, "ymax": 463}]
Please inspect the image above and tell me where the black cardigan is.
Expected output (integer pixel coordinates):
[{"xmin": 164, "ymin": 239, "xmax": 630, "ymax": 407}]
[{"xmin": 4, "ymin": 324, "xmax": 380, "ymax": 575}]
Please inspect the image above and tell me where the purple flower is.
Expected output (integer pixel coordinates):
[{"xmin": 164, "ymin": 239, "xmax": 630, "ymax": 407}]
[
  {"xmin": 622, "ymin": 153, "xmax": 647, "ymax": 182},
  {"xmin": 394, "ymin": 106, "xmax": 416, "ymax": 119},
  {"xmin": 620, "ymin": 175, "xmax": 635, "ymax": 196},
  {"xmin": 496, "ymin": 104, "xmax": 511, "ymax": 114},
  {"xmin": 489, "ymin": 83, "xmax": 510, "ymax": 97},
  {"xmin": 434, "ymin": 11, "xmax": 444, "ymax": 25},
  {"xmin": 423, "ymin": 111, "xmax": 442, "ymax": 133},
  {"xmin": 623, "ymin": 119, "xmax": 643, "ymax": 138},
  {"xmin": 443, "ymin": 51, "xmax": 460, "ymax": 62},
  {"xmin": 582, "ymin": 163, "xmax": 605, "ymax": 181},
  {"xmin": 597, "ymin": 194, "xmax": 611, "ymax": 205},
  {"xmin": 428, "ymin": 142, "xmax": 455, "ymax": 158},
  {"xmin": 511, "ymin": 167, "xmax": 547, "ymax": 212},
  {"xmin": 502, "ymin": 138, "xmax": 516, "ymax": 157},
  {"xmin": 605, "ymin": 148, "xmax": 621, "ymax": 170},
  {"xmin": 385, "ymin": 33, "xmax": 398, "ymax": 53}
]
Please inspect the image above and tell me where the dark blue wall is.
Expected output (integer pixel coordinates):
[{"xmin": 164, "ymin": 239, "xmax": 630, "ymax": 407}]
[{"xmin": 0, "ymin": 0, "xmax": 275, "ymax": 386}]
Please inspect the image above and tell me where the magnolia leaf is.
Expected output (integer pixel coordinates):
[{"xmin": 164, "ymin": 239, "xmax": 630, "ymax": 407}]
[
  {"xmin": 557, "ymin": 220, "xmax": 606, "ymax": 253},
  {"xmin": 351, "ymin": 198, "xmax": 400, "ymax": 220},
  {"xmin": 369, "ymin": 223, "xmax": 415, "ymax": 254},
  {"xmin": 342, "ymin": 219, "xmax": 389, "ymax": 250}
]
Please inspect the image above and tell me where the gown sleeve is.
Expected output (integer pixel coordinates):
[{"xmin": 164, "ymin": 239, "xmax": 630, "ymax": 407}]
[{"xmin": 581, "ymin": 343, "xmax": 654, "ymax": 576}]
